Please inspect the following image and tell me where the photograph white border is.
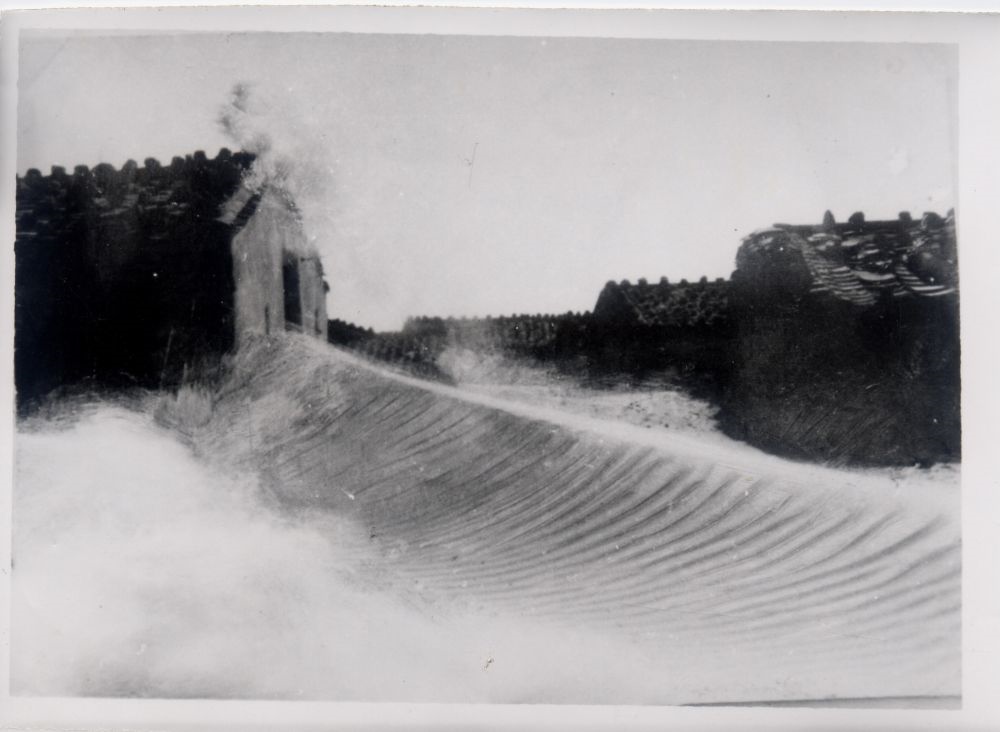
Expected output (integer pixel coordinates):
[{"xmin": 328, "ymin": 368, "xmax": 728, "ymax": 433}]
[{"xmin": 1, "ymin": 4, "xmax": 998, "ymax": 730}]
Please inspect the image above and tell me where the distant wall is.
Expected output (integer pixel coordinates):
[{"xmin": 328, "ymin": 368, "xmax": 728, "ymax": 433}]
[
  {"xmin": 588, "ymin": 277, "xmax": 735, "ymax": 386},
  {"xmin": 403, "ymin": 312, "xmax": 591, "ymax": 355},
  {"xmin": 390, "ymin": 211, "xmax": 960, "ymax": 466},
  {"xmin": 328, "ymin": 318, "xmax": 375, "ymax": 347},
  {"xmin": 592, "ymin": 276, "xmax": 731, "ymax": 331}
]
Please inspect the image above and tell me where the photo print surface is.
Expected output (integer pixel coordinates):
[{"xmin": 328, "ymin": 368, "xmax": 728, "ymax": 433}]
[{"xmin": 10, "ymin": 28, "xmax": 960, "ymax": 706}]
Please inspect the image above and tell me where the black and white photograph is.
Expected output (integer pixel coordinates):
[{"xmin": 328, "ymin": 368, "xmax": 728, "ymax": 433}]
[{"xmin": 1, "ymin": 4, "xmax": 998, "ymax": 729}]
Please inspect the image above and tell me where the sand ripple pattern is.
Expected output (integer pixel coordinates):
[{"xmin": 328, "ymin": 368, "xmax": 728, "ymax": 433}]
[{"xmin": 205, "ymin": 336, "xmax": 960, "ymax": 704}]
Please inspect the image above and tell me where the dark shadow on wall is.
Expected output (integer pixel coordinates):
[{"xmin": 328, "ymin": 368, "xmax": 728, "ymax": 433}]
[
  {"xmin": 716, "ymin": 213, "xmax": 960, "ymax": 467},
  {"xmin": 282, "ymin": 252, "xmax": 302, "ymax": 328},
  {"xmin": 14, "ymin": 151, "xmax": 253, "ymax": 414}
]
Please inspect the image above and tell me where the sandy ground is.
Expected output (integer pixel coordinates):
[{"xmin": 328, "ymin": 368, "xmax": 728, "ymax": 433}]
[
  {"xmin": 466, "ymin": 383, "xmax": 721, "ymax": 436},
  {"xmin": 437, "ymin": 346, "xmax": 960, "ymax": 494},
  {"xmin": 10, "ymin": 335, "xmax": 962, "ymax": 704}
]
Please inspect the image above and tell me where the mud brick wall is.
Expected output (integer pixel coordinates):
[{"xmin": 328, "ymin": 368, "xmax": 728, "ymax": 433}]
[
  {"xmin": 14, "ymin": 150, "xmax": 254, "ymax": 411},
  {"xmin": 719, "ymin": 211, "xmax": 960, "ymax": 466}
]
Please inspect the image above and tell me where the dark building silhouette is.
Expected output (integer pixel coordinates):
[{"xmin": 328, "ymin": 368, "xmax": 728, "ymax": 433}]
[
  {"xmin": 588, "ymin": 277, "xmax": 734, "ymax": 384},
  {"xmin": 583, "ymin": 209, "xmax": 959, "ymax": 465},
  {"xmin": 14, "ymin": 148, "xmax": 328, "ymax": 413},
  {"xmin": 723, "ymin": 210, "xmax": 960, "ymax": 466}
]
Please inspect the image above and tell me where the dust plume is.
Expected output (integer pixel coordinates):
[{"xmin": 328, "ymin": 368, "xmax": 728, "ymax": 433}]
[
  {"xmin": 11, "ymin": 404, "xmax": 672, "ymax": 702},
  {"xmin": 217, "ymin": 82, "xmax": 403, "ymax": 328}
]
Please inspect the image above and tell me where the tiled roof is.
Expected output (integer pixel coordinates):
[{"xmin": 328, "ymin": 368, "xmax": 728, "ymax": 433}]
[{"xmin": 738, "ymin": 210, "xmax": 958, "ymax": 305}]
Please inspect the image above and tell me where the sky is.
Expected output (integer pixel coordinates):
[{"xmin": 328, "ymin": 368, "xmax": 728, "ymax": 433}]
[{"xmin": 17, "ymin": 33, "xmax": 957, "ymax": 330}]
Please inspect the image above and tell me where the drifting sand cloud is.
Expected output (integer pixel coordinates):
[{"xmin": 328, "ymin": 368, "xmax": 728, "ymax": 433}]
[
  {"xmin": 10, "ymin": 338, "xmax": 960, "ymax": 703},
  {"xmin": 12, "ymin": 405, "xmax": 673, "ymax": 702},
  {"xmin": 216, "ymin": 82, "xmax": 405, "ymax": 327}
]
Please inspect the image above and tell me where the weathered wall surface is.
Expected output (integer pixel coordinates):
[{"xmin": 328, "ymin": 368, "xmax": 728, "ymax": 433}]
[
  {"xmin": 592, "ymin": 276, "xmax": 731, "ymax": 330},
  {"xmin": 230, "ymin": 189, "xmax": 327, "ymax": 344},
  {"xmin": 14, "ymin": 150, "xmax": 251, "ymax": 411},
  {"xmin": 294, "ymin": 254, "xmax": 329, "ymax": 338},
  {"xmin": 588, "ymin": 277, "xmax": 735, "ymax": 387},
  {"xmin": 230, "ymin": 191, "xmax": 288, "ymax": 344},
  {"xmin": 719, "ymin": 212, "xmax": 960, "ymax": 466},
  {"xmin": 15, "ymin": 150, "xmax": 330, "ymax": 412}
]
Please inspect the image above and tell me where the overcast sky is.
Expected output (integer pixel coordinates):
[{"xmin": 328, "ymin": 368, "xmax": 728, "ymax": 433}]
[{"xmin": 18, "ymin": 33, "xmax": 957, "ymax": 330}]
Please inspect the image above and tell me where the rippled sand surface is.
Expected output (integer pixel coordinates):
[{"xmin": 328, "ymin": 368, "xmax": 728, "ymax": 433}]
[{"xmin": 13, "ymin": 334, "xmax": 959, "ymax": 705}]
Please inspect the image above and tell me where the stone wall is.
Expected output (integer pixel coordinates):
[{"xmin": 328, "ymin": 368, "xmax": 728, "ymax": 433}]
[
  {"xmin": 387, "ymin": 210, "xmax": 960, "ymax": 466},
  {"xmin": 14, "ymin": 150, "xmax": 250, "ymax": 411},
  {"xmin": 230, "ymin": 191, "xmax": 294, "ymax": 344},
  {"xmin": 327, "ymin": 318, "xmax": 375, "ymax": 347},
  {"xmin": 14, "ymin": 149, "xmax": 330, "ymax": 412},
  {"xmin": 291, "ymin": 253, "xmax": 329, "ymax": 339},
  {"xmin": 718, "ymin": 210, "xmax": 960, "ymax": 466},
  {"xmin": 593, "ymin": 276, "xmax": 731, "ymax": 331},
  {"xmin": 402, "ymin": 312, "xmax": 592, "ymax": 358}
]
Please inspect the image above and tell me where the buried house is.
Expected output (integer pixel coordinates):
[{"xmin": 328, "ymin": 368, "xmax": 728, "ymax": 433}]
[
  {"xmin": 14, "ymin": 149, "xmax": 328, "ymax": 412},
  {"xmin": 722, "ymin": 209, "xmax": 960, "ymax": 465},
  {"xmin": 586, "ymin": 209, "xmax": 959, "ymax": 466}
]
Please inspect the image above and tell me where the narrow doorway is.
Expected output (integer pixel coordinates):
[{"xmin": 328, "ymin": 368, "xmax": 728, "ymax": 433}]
[{"xmin": 282, "ymin": 253, "xmax": 302, "ymax": 327}]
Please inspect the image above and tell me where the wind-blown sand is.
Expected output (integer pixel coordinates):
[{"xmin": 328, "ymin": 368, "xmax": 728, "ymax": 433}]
[{"xmin": 12, "ymin": 334, "xmax": 960, "ymax": 705}]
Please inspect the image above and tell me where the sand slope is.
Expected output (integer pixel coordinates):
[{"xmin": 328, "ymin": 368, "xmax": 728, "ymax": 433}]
[{"xmin": 182, "ymin": 335, "xmax": 960, "ymax": 704}]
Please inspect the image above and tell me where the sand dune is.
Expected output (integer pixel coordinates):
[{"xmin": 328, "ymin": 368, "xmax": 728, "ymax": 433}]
[
  {"xmin": 12, "ymin": 334, "xmax": 958, "ymax": 703},
  {"xmin": 184, "ymin": 334, "xmax": 961, "ymax": 704}
]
